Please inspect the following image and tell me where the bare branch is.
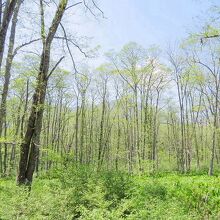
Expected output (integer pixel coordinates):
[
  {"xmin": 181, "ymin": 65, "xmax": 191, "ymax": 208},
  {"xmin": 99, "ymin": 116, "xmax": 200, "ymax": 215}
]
[
  {"xmin": 54, "ymin": 36, "xmax": 88, "ymax": 58},
  {"xmin": 47, "ymin": 56, "xmax": 65, "ymax": 79},
  {"xmin": 92, "ymin": 0, "xmax": 105, "ymax": 18},
  {"xmin": 59, "ymin": 22, "xmax": 78, "ymax": 73},
  {"xmin": 13, "ymin": 38, "xmax": 42, "ymax": 57},
  {"xmin": 65, "ymin": 1, "xmax": 82, "ymax": 11}
]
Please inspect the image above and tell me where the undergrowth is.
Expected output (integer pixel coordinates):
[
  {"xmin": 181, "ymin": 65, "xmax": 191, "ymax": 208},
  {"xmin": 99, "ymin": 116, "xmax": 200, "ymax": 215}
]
[{"xmin": 0, "ymin": 166, "xmax": 220, "ymax": 219}]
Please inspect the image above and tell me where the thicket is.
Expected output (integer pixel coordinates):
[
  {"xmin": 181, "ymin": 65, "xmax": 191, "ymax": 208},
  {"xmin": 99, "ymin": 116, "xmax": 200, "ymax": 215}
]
[{"xmin": 1, "ymin": 165, "xmax": 220, "ymax": 219}]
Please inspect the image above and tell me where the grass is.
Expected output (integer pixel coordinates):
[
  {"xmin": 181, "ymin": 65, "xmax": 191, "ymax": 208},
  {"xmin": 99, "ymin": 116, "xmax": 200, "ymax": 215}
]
[{"xmin": 1, "ymin": 167, "xmax": 220, "ymax": 219}]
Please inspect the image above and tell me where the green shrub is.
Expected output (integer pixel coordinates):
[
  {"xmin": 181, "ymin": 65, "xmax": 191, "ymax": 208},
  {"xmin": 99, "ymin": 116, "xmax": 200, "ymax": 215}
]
[
  {"xmin": 101, "ymin": 171, "xmax": 133, "ymax": 202},
  {"xmin": 1, "ymin": 169, "xmax": 220, "ymax": 219}
]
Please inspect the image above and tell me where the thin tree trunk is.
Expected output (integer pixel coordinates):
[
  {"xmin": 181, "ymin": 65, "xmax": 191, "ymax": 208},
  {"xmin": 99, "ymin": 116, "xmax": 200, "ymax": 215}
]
[
  {"xmin": 0, "ymin": 0, "xmax": 22, "ymax": 136},
  {"xmin": 0, "ymin": 0, "xmax": 18, "ymax": 69}
]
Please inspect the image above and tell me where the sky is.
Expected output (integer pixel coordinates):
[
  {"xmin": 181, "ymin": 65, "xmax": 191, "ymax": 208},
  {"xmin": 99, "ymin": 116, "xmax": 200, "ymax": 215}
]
[
  {"xmin": 70, "ymin": 0, "xmax": 220, "ymax": 60},
  {"xmin": 64, "ymin": 0, "xmax": 219, "ymax": 99}
]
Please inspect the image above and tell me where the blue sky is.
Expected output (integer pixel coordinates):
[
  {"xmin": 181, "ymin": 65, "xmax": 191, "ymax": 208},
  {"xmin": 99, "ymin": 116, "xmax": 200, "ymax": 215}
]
[{"xmin": 73, "ymin": 0, "xmax": 219, "ymax": 54}]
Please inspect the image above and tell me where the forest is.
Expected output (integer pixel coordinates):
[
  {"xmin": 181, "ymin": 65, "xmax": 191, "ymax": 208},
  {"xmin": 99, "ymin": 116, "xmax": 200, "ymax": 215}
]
[{"xmin": 1, "ymin": 0, "xmax": 220, "ymax": 219}]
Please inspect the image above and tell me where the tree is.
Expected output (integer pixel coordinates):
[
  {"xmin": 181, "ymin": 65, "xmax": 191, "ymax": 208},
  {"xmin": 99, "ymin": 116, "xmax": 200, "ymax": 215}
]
[
  {"xmin": 0, "ymin": 0, "xmax": 18, "ymax": 70},
  {"xmin": 0, "ymin": 0, "xmax": 23, "ymax": 137},
  {"xmin": 17, "ymin": 0, "xmax": 68, "ymax": 185}
]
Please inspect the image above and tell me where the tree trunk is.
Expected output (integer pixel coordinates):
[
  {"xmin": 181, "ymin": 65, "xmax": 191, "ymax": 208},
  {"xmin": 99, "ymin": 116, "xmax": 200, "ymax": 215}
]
[
  {"xmin": 0, "ymin": 0, "xmax": 22, "ymax": 136},
  {"xmin": 17, "ymin": 0, "xmax": 68, "ymax": 185},
  {"xmin": 0, "ymin": 0, "xmax": 18, "ymax": 69}
]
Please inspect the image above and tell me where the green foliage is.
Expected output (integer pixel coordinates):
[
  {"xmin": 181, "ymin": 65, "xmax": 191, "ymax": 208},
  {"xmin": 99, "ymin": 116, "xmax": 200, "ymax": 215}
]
[
  {"xmin": 1, "ymin": 169, "xmax": 220, "ymax": 219},
  {"xmin": 0, "ymin": 136, "xmax": 19, "ymax": 144},
  {"xmin": 180, "ymin": 34, "xmax": 200, "ymax": 48},
  {"xmin": 204, "ymin": 25, "xmax": 220, "ymax": 38},
  {"xmin": 101, "ymin": 171, "xmax": 133, "ymax": 205},
  {"xmin": 41, "ymin": 147, "xmax": 63, "ymax": 163},
  {"xmin": 183, "ymin": 65, "xmax": 205, "ymax": 86}
]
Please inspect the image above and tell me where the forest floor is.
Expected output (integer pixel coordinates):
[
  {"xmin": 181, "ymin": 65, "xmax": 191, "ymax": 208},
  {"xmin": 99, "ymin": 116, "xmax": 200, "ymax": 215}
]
[{"xmin": 1, "ymin": 167, "xmax": 220, "ymax": 219}]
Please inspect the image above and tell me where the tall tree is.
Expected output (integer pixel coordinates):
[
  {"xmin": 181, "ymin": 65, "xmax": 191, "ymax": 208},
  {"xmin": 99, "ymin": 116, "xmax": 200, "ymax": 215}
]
[
  {"xmin": 0, "ymin": 0, "xmax": 22, "ymax": 136},
  {"xmin": 17, "ymin": 0, "xmax": 68, "ymax": 185},
  {"xmin": 0, "ymin": 0, "xmax": 18, "ymax": 70}
]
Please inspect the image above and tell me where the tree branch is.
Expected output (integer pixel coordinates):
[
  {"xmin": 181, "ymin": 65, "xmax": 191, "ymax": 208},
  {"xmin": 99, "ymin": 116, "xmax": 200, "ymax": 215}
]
[
  {"xmin": 13, "ymin": 38, "xmax": 42, "ymax": 57},
  {"xmin": 54, "ymin": 36, "xmax": 88, "ymax": 58},
  {"xmin": 59, "ymin": 22, "xmax": 78, "ymax": 73},
  {"xmin": 65, "ymin": 1, "xmax": 82, "ymax": 11},
  {"xmin": 47, "ymin": 56, "xmax": 65, "ymax": 79}
]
